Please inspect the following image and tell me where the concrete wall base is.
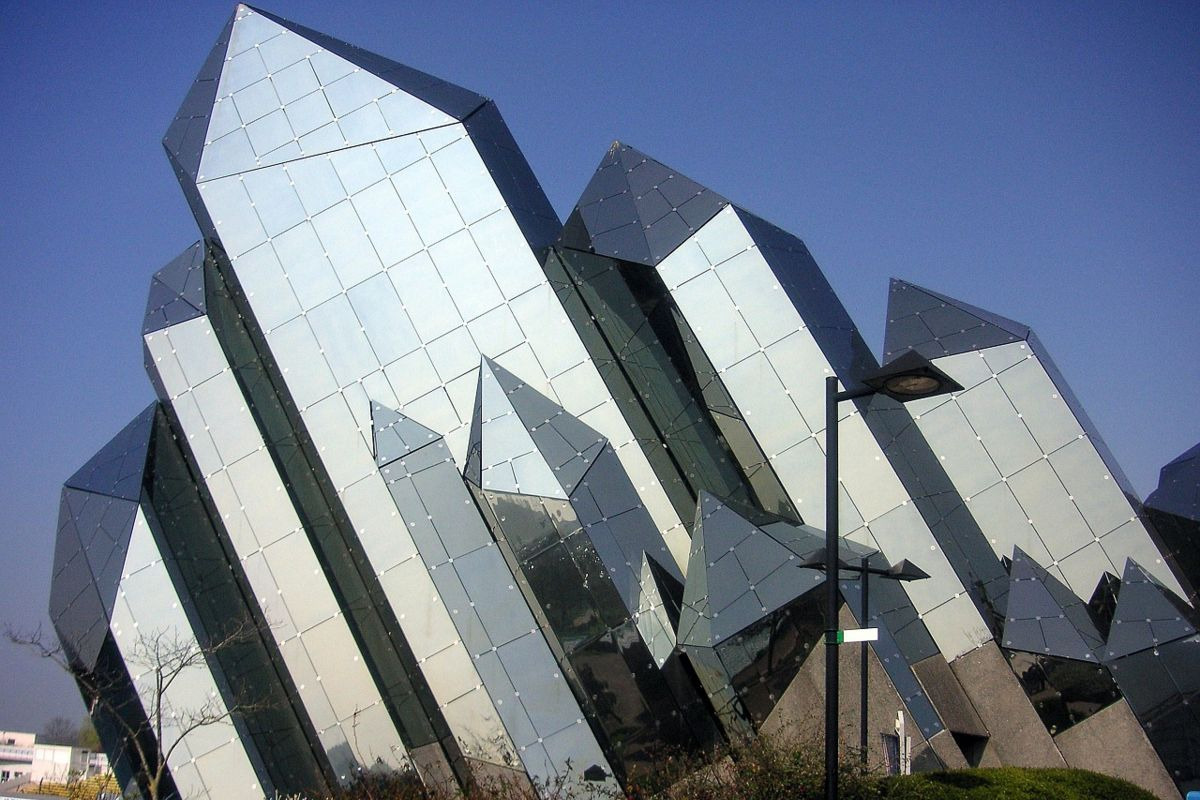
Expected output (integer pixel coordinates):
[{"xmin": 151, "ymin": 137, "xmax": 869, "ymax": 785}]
[
  {"xmin": 763, "ymin": 606, "xmax": 934, "ymax": 771},
  {"xmin": 1054, "ymin": 699, "xmax": 1179, "ymax": 800},
  {"xmin": 948, "ymin": 643, "xmax": 1065, "ymax": 768}
]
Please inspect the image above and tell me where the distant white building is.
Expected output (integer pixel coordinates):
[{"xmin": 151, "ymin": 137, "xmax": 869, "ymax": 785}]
[{"xmin": 0, "ymin": 730, "xmax": 108, "ymax": 786}]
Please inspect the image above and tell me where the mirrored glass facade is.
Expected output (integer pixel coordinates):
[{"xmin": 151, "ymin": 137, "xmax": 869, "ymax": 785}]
[{"xmin": 51, "ymin": 6, "xmax": 1199, "ymax": 798}]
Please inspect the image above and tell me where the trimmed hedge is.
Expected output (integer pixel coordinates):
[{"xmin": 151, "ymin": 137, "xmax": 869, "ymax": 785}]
[{"xmin": 880, "ymin": 767, "xmax": 1160, "ymax": 800}]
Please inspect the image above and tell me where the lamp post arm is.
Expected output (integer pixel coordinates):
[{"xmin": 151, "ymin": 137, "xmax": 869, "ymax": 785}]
[{"xmin": 834, "ymin": 385, "xmax": 877, "ymax": 403}]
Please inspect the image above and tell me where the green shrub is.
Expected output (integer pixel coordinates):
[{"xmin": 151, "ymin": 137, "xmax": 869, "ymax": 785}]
[{"xmin": 879, "ymin": 767, "xmax": 1160, "ymax": 800}]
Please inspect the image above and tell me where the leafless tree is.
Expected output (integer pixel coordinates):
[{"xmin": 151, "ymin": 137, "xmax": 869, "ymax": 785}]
[
  {"xmin": 40, "ymin": 715, "xmax": 79, "ymax": 746},
  {"xmin": 8, "ymin": 621, "xmax": 270, "ymax": 800}
]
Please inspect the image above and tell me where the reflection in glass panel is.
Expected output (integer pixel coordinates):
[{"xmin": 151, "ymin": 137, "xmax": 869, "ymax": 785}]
[
  {"xmin": 1004, "ymin": 651, "xmax": 1119, "ymax": 735},
  {"xmin": 545, "ymin": 244, "xmax": 797, "ymax": 527},
  {"xmin": 474, "ymin": 483, "xmax": 720, "ymax": 785},
  {"xmin": 717, "ymin": 591, "xmax": 824, "ymax": 728}
]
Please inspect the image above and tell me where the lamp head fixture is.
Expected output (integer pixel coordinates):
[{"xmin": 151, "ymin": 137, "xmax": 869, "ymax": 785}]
[{"xmin": 859, "ymin": 351, "xmax": 963, "ymax": 403}]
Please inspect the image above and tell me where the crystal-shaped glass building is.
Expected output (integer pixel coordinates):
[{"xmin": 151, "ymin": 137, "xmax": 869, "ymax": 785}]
[{"xmin": 51, "ymin": 6, "xmax": 1198, "ymax": 799}]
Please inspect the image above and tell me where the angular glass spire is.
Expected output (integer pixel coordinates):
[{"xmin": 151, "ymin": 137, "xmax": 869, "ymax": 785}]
[
  {"xmin": 678, "ymin": 492, "xmax": 826, "ymax": 648},
  {"xmin": 1103, "ymin": 559, "xmax": 1198, "ymax": 660},
  {"xmin": 884, "ymin": 278, "xmax": 1030, "ymax": 362},
  {"xmin": 64, "ymin": 404, "xmax": 156, "ymax": 502},
  {"xmin": 164, "ymin": 5, "xmax": 486, "ymax": 184},
  {"xmin": 143, "ymin": 242, "xmax": 207, "ymax": 335},
  {"xmin": 1002, "ymin": 547, "xmax": 1104, "ymax": 661},
  {"xmin": 467, "ymin": 357, "xmax": 605, "ymax": 498},
  {"xmin": 568, "ymin": 142, "xmax": 729, "ymax": 266},
  {"xmin": 162, "ymin": 10, "xmax": 237, "ymax": 182},
  {"xmin": 52, "ymin": 404, "xmax": 156, "ymax": 668}
]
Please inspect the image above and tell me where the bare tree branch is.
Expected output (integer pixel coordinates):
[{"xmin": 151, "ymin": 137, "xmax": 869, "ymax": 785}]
[{"xmin": 7, "ymin": 618, "xmax": 273, "ymax": 800}]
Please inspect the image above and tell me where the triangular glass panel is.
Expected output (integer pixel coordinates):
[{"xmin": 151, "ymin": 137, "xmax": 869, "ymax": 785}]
[
  {"xmin": 884, "ymin": 279, "xmax": 1030, "ymax": 362},
  {"xmin": 370, "ymin": 401, "xmax": 443, "ymax": 467},
  {"xmin": 1103, "ymin": 559, "xmax": 1198, "ymax": 661},
  {"xmin": 143, "ymin": 242, "xmax": 207, "ymax": 334},
  {"xmin": 1003, "ymin": 548, "xmax": 1102, "ymax": 660},
  {"xmin": 682, "ymin": 492, "xmax": 821, "ymax": 645},
  {"xmin": 464, "ymin": 373, "xmax": 484, "ymax": 487},
  {"xmin": 478, "ymin": 358, "xmax": 608, "ymax": 498},
  {"xmin": 644, "ymin": 552, "xmax": 684, "ymax": 630},
  {"xmin": 473, "ymin": 358, "xmax": 564, "ymax": 498},
  {"xmin": 64, "ymin": 404, "xmax": 156, "ymax": 502},
  {"xmin": 570, "ymin": 142, "xmax": 728, "ymax": 266},
  {"xmin": 1087, "ymin": 572, "xmax": 1121, "ymax": 640},
  {"xmin": 678, "ymin": 509, "xmax": 712, "ymax": 648},
  {"xmin": 636, "ymin": 553, "xmax": 678, "ymax": 667}
]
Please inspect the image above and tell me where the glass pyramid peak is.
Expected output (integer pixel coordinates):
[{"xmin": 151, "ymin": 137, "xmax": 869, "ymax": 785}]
[
  {"xmin": 166, "ymin": 5, "xmax": 487, "ymax": 185},
  {"xmin": 64, "ymin": 404, "xmax": 156, "ymax": 502},
  {"xmin": 884, "ymin": 278, "xmax": 1031, "ymax": 362},
  {"xmin": 1103, "ymin": 558, "xmax": 1198, "ymax": 660},
  {"xmin": 468, "ymin": 357, "xmax": 606, "ymax": 499},
  {"xmin": 568, "ymin": 142, "xmax": 729, "ymax": 266},
  {"xmin": 143, "ymin": 242, "xmax": 207, "ymax": 335},
  {"xmin": 1003, "ymin": 546, "xmax": 1104, "ymax": 660}
]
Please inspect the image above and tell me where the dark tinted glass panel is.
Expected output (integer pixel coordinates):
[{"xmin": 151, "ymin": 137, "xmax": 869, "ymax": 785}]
[
  {"xmin": 1005, "ymin": 650, "xmax": 1119, "ymax": 735},
  {"xmin": 566, "ymin": 624, "xmax": 711, "ymax": 786},
  {"xmin": 719, "ymin": 593, "xmax": 823, "ymax": 726},
  {"xmin": 1109, "ymin": 640, "xmax": 1200, "ymax": 790},
  {"xmin": 612, "ymin": 622, "xmax": 695, "ymax": 745},
  {"xmin": 525, "ymin": 544, "xmax": 606, "ymax": 652},
  {"xmin": 1145, "ymin": 507, "xmax": 1200, "ymax": 608},
  {"xmin": 489, "ymin": 493, "xmax": 561, "ymax": 561},
  {"xmin": 82, "ymin": 631, "xmax": 180, "ymax": 800},
  {"xmin": 562, "ymin": 530, "xmax": 629, "ymax": 630},
  {"xmin": 568, "ymin": 632, "xmax": 652, "ymax": 775},
  {"xmin": 1087, "ymin": 572, "xmax": 1121, "ymax": 639}
]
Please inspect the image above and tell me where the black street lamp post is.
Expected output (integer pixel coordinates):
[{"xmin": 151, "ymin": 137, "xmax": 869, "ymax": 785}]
[
  {"xmin": 853, "ymin": 556, "xmax": 929, "ymax": 764},
  {"xmin": 822, "ymin": 353, "xmax": 960, "ymax": 800}
]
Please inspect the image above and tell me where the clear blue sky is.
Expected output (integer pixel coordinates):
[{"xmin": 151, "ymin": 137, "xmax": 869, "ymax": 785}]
[{"xmin": 1, "ymin": 1, "xmax": 1196, "ymax": 733}]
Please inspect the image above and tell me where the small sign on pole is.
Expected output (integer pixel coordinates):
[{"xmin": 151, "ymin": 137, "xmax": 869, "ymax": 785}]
[{"xmin": 836, "ymin": 627, "xmax": 879, "ymax": 643}]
